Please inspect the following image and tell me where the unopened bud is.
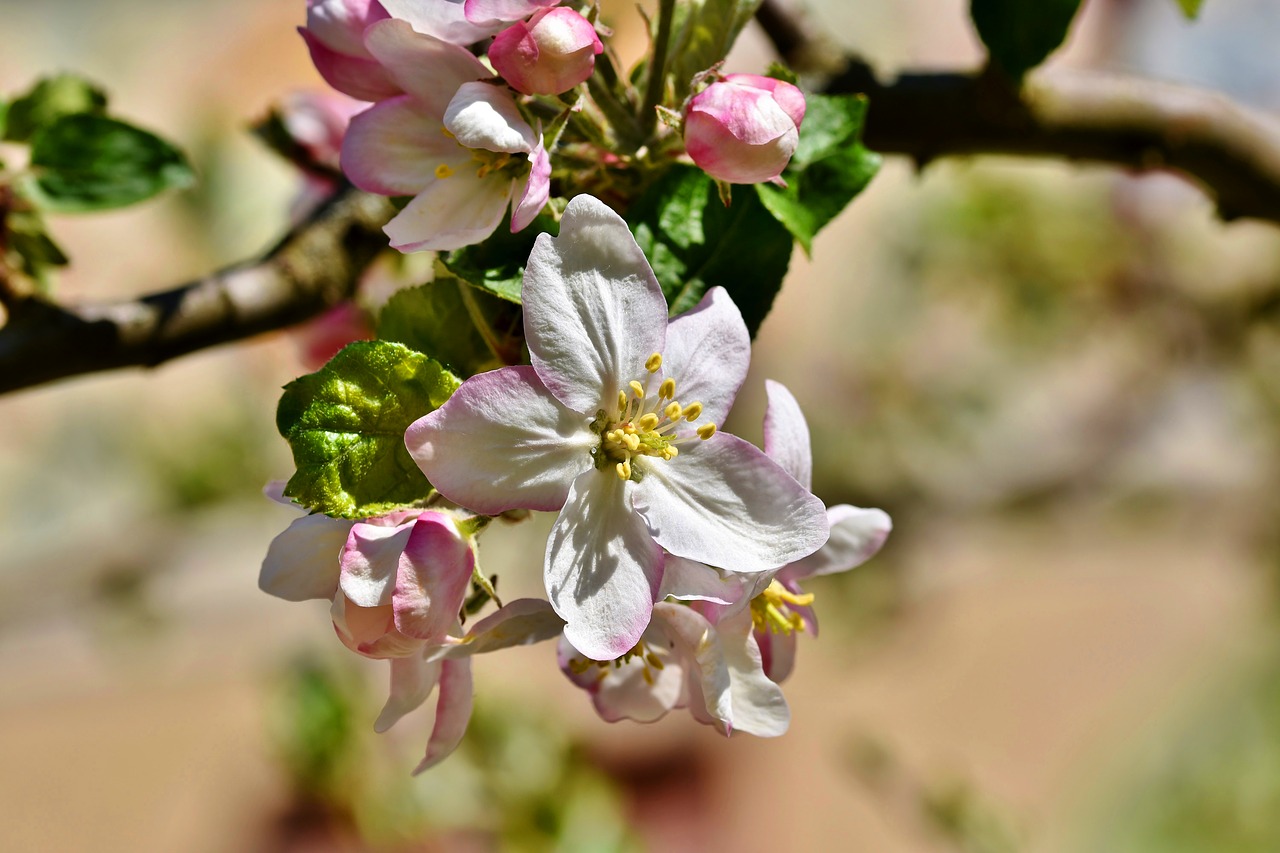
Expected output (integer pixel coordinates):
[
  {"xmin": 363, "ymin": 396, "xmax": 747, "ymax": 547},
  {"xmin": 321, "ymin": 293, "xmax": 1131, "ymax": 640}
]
[
  {"xmin": 683, "ymin": 74, "xmax": 807, "ymax": 185},
  {"xmin": 488, "ymin": 8, "xmax": 603, "ymax": 96}
]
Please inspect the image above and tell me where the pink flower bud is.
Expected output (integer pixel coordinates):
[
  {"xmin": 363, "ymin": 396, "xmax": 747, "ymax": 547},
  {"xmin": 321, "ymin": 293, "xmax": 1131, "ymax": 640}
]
[
  {"xmin": 300, "ymin": 0, "xmax": 400, "ymax": 101},
  {"xmin": 488, "ymin": 8, "xmax": 603, "ymax": 96},
  {"xmin": 683, "ymin": 74, "xmax": 807, "ymax": 185}
]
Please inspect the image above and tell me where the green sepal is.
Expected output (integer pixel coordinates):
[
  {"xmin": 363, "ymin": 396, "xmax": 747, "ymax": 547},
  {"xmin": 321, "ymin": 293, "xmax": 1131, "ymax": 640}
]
[
  {"xmin": 377, "ymin": 268, "xmax": 524, "ymax": 377},
  {"xmin": 276, "ymin": 341, "xmax": 462, "ymax": 519},
  {"xmin": 627, "ymin": 165, "xmax": 793, "ymax": 337},
  {"xmin": 970, "ymin": 0, "xmax": 1083, "ymax": 81},
  {"xmin": 755, "ymin": 93, "xmax": 881, "ymax": 255},
  {"xmin": 1175, "ymin": 0, "xmax": 1204, "ymax": 18},
  {"xmin": 441, "ymin": 211, "xmax": 560, "ymax": 304},
  {"xmin": 21, "ymin": 114, "xmax": 195, "ymax": 212},
  {"xmin": 4, "ymin": 74, "xmax": 108, "ymax": 143}
]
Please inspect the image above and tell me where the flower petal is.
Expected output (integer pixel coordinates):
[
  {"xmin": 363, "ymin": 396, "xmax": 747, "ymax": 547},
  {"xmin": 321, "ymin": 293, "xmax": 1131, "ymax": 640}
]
[
  {"xmin": 259, "ymin": 514, "xmax": 353, "ymax": 601},
  {"xmin": 393, "ymin": 513, "xmax": 475, "ymax": 640},
  {"xmin": 444, "ymin": 82, "xmax": 535, "ymax": 153},
  {"xmin": 781, "ymin": 504, "xmax": 892, "ymax": 581},
  {"xmin": 559, "ymin": 634, "xmax": 684, "ymax": 724},
  {"xmin": 466, "ymin": 0, "xmax": 559, "ymax": 25},
  {"xmin": 762, "ymin": 379, "xmax": 812, "ymax": 491},
  {"xmin": 341, "ymin": 95, "xmax": 463, "ymax": 196},
  {"xmin": 755, "ymin": 626, "xmax": 798, "ymax": 683},
  {"xmin": 653, "ymin": 603, "xmax": 733, "ymax": 729},
  {"xmin": 306, "ymin": 0, "xmax": 388, "ymax": 57},
  {"xmin": 412, "ymin": 658, "xmax": 474, "ymax": 774},
  {"xmin": 374, "ymin": 654, "xmax": 442, "ymax": 732},
  {"xmin": 382, "ymin": 0, "xmax": 500, "ymax": 44},
  {"xmin": 340, "ymin": 518, "xmax": 416, "ymax": 607},
  {"xmin": 523, "ymin": 194, "xmax": 668, "ymax": 414},
  {"xmin": 545, "ymin": 469, "xmax": 664, "ymax": 660},
  {"xmin": 711, "ymin": 608, "xmax": 790, "ymax": 736},
  {"xmin": 300, "ymin": 28, "xmax": 402, "ymax": 102},
  {"xmin": 406, "ymin": 365, "xmax": 594, "ymax": 513},
  {"xmin": 634, "ymin": 432, "xmax": 829, "ymax": 572},
  {"xmin": 331, "ymin": 594, "xmax": 423, "ymax": 658},
  {"xmin": 510, "ymin": 136, "xmax": 550, "ymax": 232},
  {"xmin": 657, "ymin": 555, "xmax": 746, "ymax": 605},
  {"xmin": 662, "ymin": 287, "xmax": 750, "ymax": 427},
  {"xmin": 428, "ymin": 598, "xmax": 566, "ymax": 660},
  {"xmin": 362, "ymin": 19, "xmax": 490, "ymax": 115},
  {"xmin": 383, "ymin": 170, "xmax": 513, "ymax": 252}
]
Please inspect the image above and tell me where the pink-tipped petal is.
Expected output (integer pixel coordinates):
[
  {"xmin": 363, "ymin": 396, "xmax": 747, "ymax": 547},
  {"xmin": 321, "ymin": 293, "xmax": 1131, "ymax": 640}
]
[
  {"xmin": 723, "ymin": 74, "xmax": 807, "ymax": 127},
  {"xmin": 428, "ymin": 598, "xmax": 566, "ymax": 661},
  {"xmin": 755, "ymin": 626, "xmax": 798, "ymax": 683},
  {"xmin": 406, "ymin": 365, "xmax": 594, "ymax": 514},
  {"xmin": 382, "ymin": 0, "xmax": 500, "ymax": 44},
  {"xmin": 260, "ymin": 514, "xmax": 353, "ymax": 601},
  {"xmin": 331, "ymin": 594, "xmax": 423, "ymax": 658},
  {"xmin": 374, "ymin": 654, "xmax": 442, "ymax": 732},
  {"xmin": 443, "ymin": 82, "xmax": 536, "ymax": 153},
  {"xmin": 560, "ymin": 634, "xmax": 684, "ymax": 723},
  {"xmin": 546, "ymin": 470, "xmax": 664, "ymax": 661},
  {"xmin": 301, "ymin": 27, "xmax": 403, "ymax": 102},
  {"xmin": 412, "ymin": 658, "xmax": 474, "ymax": 774},
  {"xmin": 662, "ymin": 287, "xmax": 751, "ymax": 427},
  {"xmin": 362, "ymin": 19, "xmax": 490, "ymax": 115},
  {"xmin": 339, "ymin": 518, "xmax": 417, "ymax": 607},
  {"xmin": 510, "ymin": 137, "xmax": 550, "ymax": 232},
  {"xmin": 762, "ymin": 379, "xmax": 813, "ymax": 490},
  {"xmin": 488, "ymin": 9, "xmax": 602, "ymax": 96},
  {"xmin": 522, "ymin": 195, "xmax": 668, "ymax": 414},
  {"xmin": 466, "ymin": 0, "xmax": 560, "ymax": 25},
  {"xmin": 383, "ymin": 170, "xmax": 514, "ymax": 252},
  {"xmin": 782, "ymin": 504, "xmax": 892, "ymax": 581},
  {"xmin": 341, "ymin": 96, "xmax": 463, "ymax": 196},
  {"xmin": 306, "ymin": 0, "xmax": 389, "ymax": 56},
  {"xmin": 654, "ymin": 603, "xmax": 734, "ymax": 731},
  {"xmin": 634, "ymin": 432, "xmax": 829, "ymax": 572},
  {"xmin": 392, "ymin": 514, "xmax": 475, "ymax": 640}
]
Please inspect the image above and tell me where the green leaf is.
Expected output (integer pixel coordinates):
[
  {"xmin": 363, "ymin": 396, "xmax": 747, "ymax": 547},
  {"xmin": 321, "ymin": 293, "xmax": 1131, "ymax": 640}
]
[
  {"xmin": 4, "ymin": 74, "xmax": 107, "ymax": 142},
  {"xmin": 628, "ymin": 165, "xmax": 793, "ymax": 337},
  {"xmin": 970, "ymin": 0, "xmax": 1083, "ymax": 81},
  {"xmin": 5, "ymin": 209, "xmax": 69, "ymax": 292},
  {"xmin": 377, "ymin": 270, "xmax": 524, "ymax": 377},
  {"xmin": 441, "ymin": 211, "xmax": 559, "ymax": 303},
  {"xmin": 755, "ymin": 93, "xmax": 880, "ymax": 255},
  {"xmin": 1175, "ymin": 0, "xmax": 1204, "ymax": 18},
  {"xmin": 665, "ymin": 0, "xmax": 763, "ymax": 100},
  {"xmin": 22, "ymin": 114, "xmax": 194, "ymax": 212},
  {"xmin": 276, "ymin": 341, "xmax": 462, "ymax": 518}
]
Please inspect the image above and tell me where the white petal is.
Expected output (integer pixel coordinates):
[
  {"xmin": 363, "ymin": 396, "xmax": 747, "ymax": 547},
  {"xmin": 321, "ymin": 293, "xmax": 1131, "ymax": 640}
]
[
  {"xmin": 444, "ymin": 82, "xmax": 535, "ymax": 153},
  {"xmin": 259, "ymin": 514, "xmax": 352, "ymax": 601},
  {"xmin": 428, "ymin": 599, "xmax": 566, "ymax": 661},
  {"xmin": 634, "ymin": 432, "xmax": 829, "ymax": 572},
  {"xmin": 545, "ymin": 469, "xmax": 664, "ymax": 661},
  {"xmin": 374, "ymin": 654, "xmax": 442, "ymax": 732},
  {"xmin": 762, "ymin": 379, "xmax": 812, "ymax": 491},
  {"xmin": 381, "ymin": 0, "xmax": 500, "ymax": 44},
  {"xmin": 523, "ymin": 195, "xmax": 669, "ymax": 414},
  {"xmin": 384, "ymin": 170, "xmax": 513, "ymax": 252},
  {"xmin": 662, "ymin": 288, "xmax": 750, "ymax": 427},
  {"xmin": 783, "ymin": 505, "xmax": 892, "ymax": 580},
  {"xmin": 339, "ymin": 518, "xmax": 416, "ymax": 607},
  {"xmin": 406, "ymin": 366, "xmax": 595, "ymax": 514},
  {"xmin": 653, "ymin": 603, "xmax": 733, "ymax": 730},
  {"xmin": 657, "ymin": 555, "xmax": 747, "ymax": 605},
  {"xmin": 712, "ymin": 608, "xmax": 790, "ymax": 736},
  {"xmin": 341, "ymin": 96, "xmax": 463, "ymax": 196},
  {"xmin": 362, "ymin": 19, "xmax": 489, "ymax": 116},
  {"xmin": 412, "ymin": 658, "xmax": 474, "ymax": 774},
  {"xmin": 559, "ymin": 634, "xmax": 684, "ymax": 723}
]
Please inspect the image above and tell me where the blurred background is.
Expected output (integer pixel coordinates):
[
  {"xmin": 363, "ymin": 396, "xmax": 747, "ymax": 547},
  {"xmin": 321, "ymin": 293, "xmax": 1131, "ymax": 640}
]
[{"xmin": 4, "ymin": 0, "xmax": 1280, "ymax": 850}]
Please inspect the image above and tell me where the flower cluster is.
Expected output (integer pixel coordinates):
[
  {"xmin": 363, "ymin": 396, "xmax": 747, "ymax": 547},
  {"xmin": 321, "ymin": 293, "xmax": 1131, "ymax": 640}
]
[{"xmin": 262, "ymin": 195, "xmax": 890, "ymax": 769}]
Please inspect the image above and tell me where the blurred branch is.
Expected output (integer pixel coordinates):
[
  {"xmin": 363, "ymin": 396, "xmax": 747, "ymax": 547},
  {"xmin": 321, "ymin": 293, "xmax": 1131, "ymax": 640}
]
[
  {"xmin": 0, "ymin": 183, "xmax": 393, "ymax": 395},
  {"xmin": 760, "ymin": 0, "xmax": 1280, "ymax": 225}
]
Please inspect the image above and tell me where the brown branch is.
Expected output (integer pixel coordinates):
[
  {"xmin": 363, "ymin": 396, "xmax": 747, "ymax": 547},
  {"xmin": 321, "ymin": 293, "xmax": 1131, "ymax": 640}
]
[
  {"xmin": 0, "ymin": 183, "xmax": 393, "ymax": 395},
  {"xmin": 758, "ymin": 0, "xmax": 1280, "ymax": 226}
]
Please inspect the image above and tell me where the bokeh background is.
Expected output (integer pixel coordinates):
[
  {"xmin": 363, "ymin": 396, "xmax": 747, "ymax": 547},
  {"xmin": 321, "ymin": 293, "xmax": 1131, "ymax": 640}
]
[{"xmin": 4, "ymin": 0, "xmax": 1280, "ymax": 850}]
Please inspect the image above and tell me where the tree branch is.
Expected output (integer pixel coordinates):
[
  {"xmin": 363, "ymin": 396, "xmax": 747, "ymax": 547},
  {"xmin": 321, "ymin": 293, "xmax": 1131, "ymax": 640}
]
[
  {"xmin": 758, "ymin": 0, "xmax": 1280, "ymax": 225},
  {"xmin": 0, "ymin": 183, "xmax": 393, "ymax": 395}
]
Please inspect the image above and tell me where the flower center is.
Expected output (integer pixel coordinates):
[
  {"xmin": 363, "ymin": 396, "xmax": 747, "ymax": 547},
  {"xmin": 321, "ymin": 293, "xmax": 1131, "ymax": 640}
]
[
  {"xmin": 589, "ymin": 352, "xmax": 718, "ymax": 482},
  {"xmin": 568, "ymin": 639, "xmax": 667, "ymax": 685},
  {"xmin": 750, "ymin": 579, "xmax": 815, "ymax": 635}
]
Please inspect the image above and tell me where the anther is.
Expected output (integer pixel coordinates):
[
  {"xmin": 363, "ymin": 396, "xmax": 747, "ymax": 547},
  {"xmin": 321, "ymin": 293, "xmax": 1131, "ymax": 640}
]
[
  {"xmin": 682, "ymin": 402, "xmax": 703, "ymax": 421},
  {"xmin": 616, "ymin": 460, "xmax": 632, "ymax": 480},
  {"xmin": 645, "ymin": 353, "xmax": 663, "ymax": 373},
  {"xmin": 697, "ymin": 423, "xmax": 717, "ymax": 440},
  {"xmin": 629, "ymin": 380, "xmax": 645, "ymax": 398},
  {"xmin": 658, "ymin": 378, "xmax": 676, "ymax": 400},
  {"xmin": 638, "ymin": 413, "xmax": 660, "ymax": 431},
  {"xmin": 664, "ymin": 402, "xmax": 683, "ymax": 421},
  {"xmin": 617, "ymin": 391, "xmax": 628, "ymax": 414},
  {"xmin": 434, "ymin": 164, "xmax": 455, "ymax": 179}
]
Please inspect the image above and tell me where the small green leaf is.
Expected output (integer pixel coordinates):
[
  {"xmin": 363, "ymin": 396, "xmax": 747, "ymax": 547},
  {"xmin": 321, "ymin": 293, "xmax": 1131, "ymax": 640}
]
[
  {"xmin": 756, "ymin": 93, "xmax": 881, "ymax": 255},
  {"xmin": 442, "ymin": 211, "xmax": 559, "ymax": 304},
  {"xmin": 665, "ymin": 0, "xmax": 764, "ymax": 101},
  {"xmin": 628, "ymin": 165, "xmax": 793, "ymax": 337},
  {"xmin": 377, "ymin": 270, "xmax": 524, "ymax": 377},
  {"xmin": 276, "ymin": 341, "xmax": 462, "ymax": 518},
  {"xmin": 22, "ymin": 114, "xmax": 194, "ymax": 212},
  {"xmin": 1175, "ymin": 0, "xmax": 1204, "ymax": 18},
  {"xmin": 970, "ymin": 0, "xmax": 1083, "ymax": 81},
  {"xmin": 4, "ymin": 74, "xmax": 107, "ymax": 142}
]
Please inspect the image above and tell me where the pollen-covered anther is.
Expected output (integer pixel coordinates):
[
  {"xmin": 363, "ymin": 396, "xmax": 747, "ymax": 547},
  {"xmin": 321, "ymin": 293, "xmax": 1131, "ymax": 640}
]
[
  {"xmin": 645, "ymin": 352, "xmax": 663, "ymax": 373},
  {"xmin": 629, "ymin": 380, "xmax": 645, "ymax": 398},
  {"xmin": 664, "ymin": 401, "xmax": 683, "ymax": 421},
  {"xmin": 638, "ymin": 413, "xmax": 660, "ymax": 431},
  {"xmin": 616, "ymin": 459, "xmax": 632, "ymax": 480},
  {"xmin": 682, "ymin": 402, "xmax": 703, "ymax": 421},
  {"xmin": 435, "ymin": 164, "xmax": 455, "ymax": 179},
  {"xmin": 696, "ymin": 423, "xmax": 717, "ymax": 440},
  {"xmin": 750, "ymin": 579, "xmax": 817, "ymax": 635},
  {"xmin": 658, "ymin": 378, "xmax": 676, "ymax": 400}
]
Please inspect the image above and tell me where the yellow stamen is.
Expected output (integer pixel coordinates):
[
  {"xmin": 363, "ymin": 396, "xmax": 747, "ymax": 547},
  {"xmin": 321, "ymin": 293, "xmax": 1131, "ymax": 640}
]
[
  {"xmin": 645, "ymin": 353, "xmax": 663, "ymax": 373},
  {"xmin": 697, "ymin": 423, "xmax": 717, "ymax": 440},
  {"xmin": 658, "ymin": 378, "xmax": 676, "ymax": 400},
  {"xmin": 683, "ymin": 402, "xmax": 703, "ymax": 421},
  {"xmin": 645, "ymin": 653, "xmax": 665, "ymax": 670},
  {"xmin": 664, "ymin": 402, "xmax": 683, "ymax": 421},
  {"xmin": 664, "ymin": 446, "xmax": 678, "ymax": 460},
  {"xmin": 630, "ymin": 380, "xmax": 646, "ymax": 398},
  {"xmin": 617, "ymin": 391, "xmax": 628, "ymax": 414},
  {"xmin": 616, "ymin": 459, "xmax": 631, "ymax": 480},
  {"xmin": 638, "ymin": 413, "xmax": 660, "ymax": 431},
  {"xmin": 434, "ymin": 163, "xmax": 455, "ymax": 179}
]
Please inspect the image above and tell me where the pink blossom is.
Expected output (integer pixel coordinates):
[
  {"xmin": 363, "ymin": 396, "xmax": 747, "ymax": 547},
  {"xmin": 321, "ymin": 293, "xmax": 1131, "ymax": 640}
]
[
  {"xmin": 300, "ymin": 0, "xmax": 400, "ymax": 101},
  {"xmin": 489, "ymin": 8, "xmax": 603, "ymax": 96},
  {"xmin": 340, "ymin": 19, "xmax": 551, "ymax": 251},
  {"xmin": 405, "ymin": 195, "xmax": 829, "ymax": 661},
  {"xmin": 683, "ymin": 74, "xmax": 807, "ymax": 185}
]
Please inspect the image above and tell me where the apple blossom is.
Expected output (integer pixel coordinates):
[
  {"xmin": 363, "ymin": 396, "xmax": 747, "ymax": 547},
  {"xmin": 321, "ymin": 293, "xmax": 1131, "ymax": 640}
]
[
  {"xmin": 405, "ymin": 195, "xmax": 829, "ymax": 661},
  {"xmin": 683, "ymin": 74, "xmax": 807, "ymax": 185},
  {"xmin": 340, "ymin": 19, "xmax": 550, "ymax": 251},
  {"xmin": 301, "ymin": 0, "xmax": 400, "ymax": 102},
  {"xmin": 489, "ymin": 8, "xmax": 603, "ymax": 96}
]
